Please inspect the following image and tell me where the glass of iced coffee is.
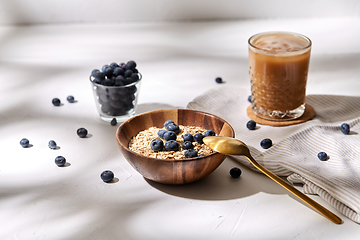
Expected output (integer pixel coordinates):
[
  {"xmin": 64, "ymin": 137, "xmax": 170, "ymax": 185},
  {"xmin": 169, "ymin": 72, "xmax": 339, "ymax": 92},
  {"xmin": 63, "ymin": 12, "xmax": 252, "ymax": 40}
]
[{"xmin": 248, "ymin": 32, "xmax": 312, "ymax": 121}]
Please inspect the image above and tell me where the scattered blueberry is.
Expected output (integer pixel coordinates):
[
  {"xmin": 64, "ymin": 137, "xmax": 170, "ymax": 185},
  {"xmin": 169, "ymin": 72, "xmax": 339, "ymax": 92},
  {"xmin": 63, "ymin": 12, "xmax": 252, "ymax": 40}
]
[
  {"xmin": 48, "ymin": 140, "xmax": 57, "ymax": 149},
  {"xmin": 158, "ymin": 129, "xmax": 167, "ymax": 139},
  {"xmin": 246, "ymin": 120, "xmax": 256, "ymax": 130},
  {"xmin": 67, "ymin": 95, "xmax": 75, "ymax": 103},
  {"xmin": 182, "ymin": 133, "xmax": 194, "ymax": 142},
  {"xmin": 55, "ymin": 156, "xmax": 66, "ymax": 167},
  {"xmin": 77, "ymin": 128, "xmax": 88, "ymax": 138},
  {"xmin": 204, "ymin": 130, "xmax": 215, "ymax": 137},
  {"xmin": 20, "ymin": 138, "xmax": 30, "ymax": 148},
  {"xmin": 52, "ymin": 98, "xmax": 61, "ymax": 106},
  {"xmin": 166, "ymin": 123, "xmax": 180, "ymax": 134},
  {"xmin": 110, "ymin": 118, "xmax": 117, "ymax": 126},
  {"xmin": 260, "ymin": 138, "xmax": 272, "ymax": 149},
  {"xmin": 194, "ymin": 133, "xmax": 204, "ymax": 144},
  {"xmin": 318, "ymin": 152, "xmax": 328, "ymax": 161},
  {"xmin": 340, "ymin": 123, "xmax": 350, "ymax": 135},
  {"xmin": 215, "ymin": 77, "xmax": 223, "ymax": 83},
  {"xmin": 184, "ymin": 149, "xmax": 198, "ymax": 158},
  {"xmin": 165, "ymin": 140, "xmax": 179, "ymax": 151},
  {"xmin": 150, "ymin": 139, "xmax": 164, "ymax": 151},
  {"xmin": 248, "ymin": 95, "xmax": 252, "ymax": 103},
  {"xmin": 230, "ymin": 167, "xmax": 242, "ymax": 178},
  {"xmin": 198, "ymin": 154, "xmax": 205, "ymax": 157},
  {"xmin": 164, "ymin": 120, "xmax": 175, "ymax": 128},
  {"xmin": 163, "ymin": 131, "xmax": 177, "ymax": 141},
  {"xmin": 101, "ymin": 170, "xmax": 114, "ymax": 183},
  {"xmin": 182, "ymin": 141, "xmax": 194, "ymax": 150}
]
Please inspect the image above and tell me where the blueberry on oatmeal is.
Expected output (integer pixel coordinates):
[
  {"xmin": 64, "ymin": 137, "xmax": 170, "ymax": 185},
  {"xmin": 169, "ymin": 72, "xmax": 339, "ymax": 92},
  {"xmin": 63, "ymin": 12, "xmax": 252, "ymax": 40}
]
[
  {"xmin": 182, "ymin": 141, "xmax": 194, "ymax": 150},
  {"xmin": 166, "ymin": 123, "xmax": 180, "ymax": 134},
  {"xmin": 150, "ymin": 139, "xmax": 164, "ymax": 152},
  {"xmin": 182, "ymin": 133, "xmax": 194, "ymax": 142},
  {"xmin": 163, "ymin": 131, "xmax": 177, "ymax": 141},
  {"xmin": 165, "ymin": 140, "xmax": 179, "ymax": 151},
  {"xmin": 194, "ymin": 133, "xmax": 204, "ymax": 144},
  {"xmin": 184, "ymin": 149, "xmax": 198, "ymax": 158}
]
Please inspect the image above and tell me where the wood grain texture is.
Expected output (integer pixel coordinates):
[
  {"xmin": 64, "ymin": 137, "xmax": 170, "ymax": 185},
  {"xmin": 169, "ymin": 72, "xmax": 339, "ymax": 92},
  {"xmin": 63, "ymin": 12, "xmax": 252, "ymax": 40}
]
[{"xmin": 116, "ymin": 108, "xmax": 235, "ymax": 184}]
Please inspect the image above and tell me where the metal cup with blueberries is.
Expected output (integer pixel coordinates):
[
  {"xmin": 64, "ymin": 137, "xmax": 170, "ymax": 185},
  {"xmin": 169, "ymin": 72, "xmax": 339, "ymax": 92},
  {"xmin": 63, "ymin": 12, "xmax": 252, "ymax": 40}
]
[{"xmin": 90, "ymin": 60, "xmax": 142, "ymax": 122}]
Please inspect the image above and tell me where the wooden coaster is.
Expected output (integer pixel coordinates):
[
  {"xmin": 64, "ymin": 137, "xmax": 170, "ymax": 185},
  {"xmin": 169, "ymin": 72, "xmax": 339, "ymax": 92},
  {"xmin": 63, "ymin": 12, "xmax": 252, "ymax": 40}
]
[{"xmin": 246, "ymin": 104, "xmax": 316, "ymax": 127}]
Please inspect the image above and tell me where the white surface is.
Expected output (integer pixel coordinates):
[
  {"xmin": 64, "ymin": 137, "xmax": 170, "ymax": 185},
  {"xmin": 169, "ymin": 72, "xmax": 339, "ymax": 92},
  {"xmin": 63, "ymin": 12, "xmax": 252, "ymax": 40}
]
[
  {"xmin": 0, "ymin": 0, "xmax": 360, "ymax": 24},
  {"xmin": 1, "ymin": 17, "xmax": 360, "ymax": 239}
]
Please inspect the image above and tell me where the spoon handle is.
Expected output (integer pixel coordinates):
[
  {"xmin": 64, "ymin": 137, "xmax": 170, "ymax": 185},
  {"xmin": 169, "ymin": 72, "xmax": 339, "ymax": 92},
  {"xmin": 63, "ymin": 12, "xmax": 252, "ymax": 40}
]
[{"xmin": 246, "ymin": 155, "xmax": 342, "ymax": 224}]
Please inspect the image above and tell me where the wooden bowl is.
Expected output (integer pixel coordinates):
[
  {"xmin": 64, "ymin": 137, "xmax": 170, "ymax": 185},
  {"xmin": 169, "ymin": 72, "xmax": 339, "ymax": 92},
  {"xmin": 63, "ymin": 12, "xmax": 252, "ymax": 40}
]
[{"xmin": 116, "ymin": 109, "xmax": 235, "ymax": 184}]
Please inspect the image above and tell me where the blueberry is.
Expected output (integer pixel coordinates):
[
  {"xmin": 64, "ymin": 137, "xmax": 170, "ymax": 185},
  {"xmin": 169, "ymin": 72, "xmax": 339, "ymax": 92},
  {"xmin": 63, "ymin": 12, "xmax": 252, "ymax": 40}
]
[
  {"xmin": 198, "ymin": 154, "xmax": 205, "ymax": 157},
  {"xmin": 246, "ymin": 120, "xmax": 256, "ymax": 130},
  {"xmin": 48, "ymin": 140, "xmax": 57, "ymax": 149},
  {"xmin": 55, "ymin": 156, "xmax": 66, "ymax": 167},
  {"xmin": 102, "ymin": 79, "xmax": 115, "ymax": 86},
  {"xmin": 131, "ymin": 73, "xmax": 139, "ymax": 82},
  {"xmin": 204, "ymin": 130, "xmax": 216, "ymax": 137},
  {"xmin": 101, "ymin": 170, "xmax": 114, "ymax": 183},
  {"xmin": 20, "ymin": 138, "xmax": 29, "ymax": 148},
  {"xmin": 150, "ymin": 139, "xmax": 164, "ymax": 151},
  {"xmin": 103, "ymin": 67, "xmax": 113, "ymax": 78},
  {"xmin": 340, "ymin": 123, "xmax": 350, "ymax": 135},
  {"xmin": 260, "ymin": 138, "xmax": 272, "ymax": 149},
  {"xmin": 194, "ymin": 133, "xmax": 204, "ymax": 144},
  {"xmin": 126, "ymin": 60, "xmax": 137, "ymax": 70},
  {"xmin": 110, "ymin": 118, "xmax": 117, "ymax": 126},
  {"xmin": 52, "ymin": 98, "xmax": 61, "ymax": 106},
  {"xmin": 230, "ymin": 167, "xmax": 242, "ymax": 178},
  {"xmin": 77, "ymin": 128, "xmax": 88, "ymax": 138},
  {"xmin": 115, "ymin": 75, "xmax": 126, "ymax": 86},
  {"xmin": 166, "ymin": 123, "xmax": 180, "ymax": 134},
  {"xmin": 102, "ymin": 64, "xmax": 110, "ymax": 72},
  {"xmin": 164, "ymin": 120, "xmax": 174, "ymax": 128},
  {"xmin": 165, "ymin": 140, "xmax": 179, "ymax": 151},
  {"xmin": 119, "ymin": 62, "xmax": 126, "ymax": 69},
  {"xmin": 163, "ymin": 131, "xmax": 177, "ymax": 141},
  {"xmin": 215, "ymin": 77, "xmax": 223, "ymax": 83},
  {"xmin": 184, "ymin": 149, "xmax": 198, "ymax": 158},
  {"xmin": 93, "ymin": 71, "xmax": 105, "ymax": 82},
  {"xmin": 124, "ymin": 77, "xmax": 134, "ymax": 85},
  {"xmin": 113, "ymin": 67, "xmax": 124, "ymax": 76},
  {"xmin": 110, "ymin": 62, "xmax": 119, "ymax": 69},
  {"xmin": 318, "ymin": 152, "xmax": 328, "ymax": 161},
  {"xmin": 91, "ymin": 69, "xmax": 100, "ymax": 77},
  {"xmin": 182, "ymin": 141, "xmax": 194, "ymax": 150},
  {"xmin": 248, "ymin": 95, "xmax": 252, "ymax": 103},
  {"xmin": 124, "ymin": 70, "xmax": 133, "ymax": 78},
  {"xmin": 182, "ymin": 133, "xmax": 194, "ymax": 142},
  {"xmin": 67, "ymin": 95, "xmax": 75, "ymax": 103},
  {"xmin": 158, "ymin": 129, "xmax": 167, "ymax": 139}
]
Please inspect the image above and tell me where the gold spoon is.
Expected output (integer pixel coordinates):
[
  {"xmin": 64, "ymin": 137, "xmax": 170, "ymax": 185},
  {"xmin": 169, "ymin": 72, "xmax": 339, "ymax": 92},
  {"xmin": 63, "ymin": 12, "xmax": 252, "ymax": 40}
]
[{"xmin": 203, "ymin": 136, "xmax": 342, "ymax": 224}]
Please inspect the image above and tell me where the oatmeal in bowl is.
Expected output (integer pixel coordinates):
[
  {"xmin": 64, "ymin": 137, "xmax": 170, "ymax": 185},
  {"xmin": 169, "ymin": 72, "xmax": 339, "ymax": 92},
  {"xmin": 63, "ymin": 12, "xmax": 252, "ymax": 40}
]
[{"xmin": 116, "ymin": 108, "xmax": 235, "ymax": 184}]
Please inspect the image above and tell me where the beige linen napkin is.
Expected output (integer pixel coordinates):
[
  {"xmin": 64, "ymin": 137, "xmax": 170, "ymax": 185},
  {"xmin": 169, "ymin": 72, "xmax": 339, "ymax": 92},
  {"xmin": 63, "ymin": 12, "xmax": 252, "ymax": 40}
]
[{"xmin": 187, "ymin": 86, "xmax": 360, "ymax": 224}]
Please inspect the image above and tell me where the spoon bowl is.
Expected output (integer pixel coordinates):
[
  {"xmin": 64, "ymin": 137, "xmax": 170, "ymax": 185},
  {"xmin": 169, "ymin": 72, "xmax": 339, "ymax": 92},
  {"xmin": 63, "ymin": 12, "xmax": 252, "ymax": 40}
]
[{"xmin": 203, "ymin": 136, "xmax": 342, "ymax": 224}]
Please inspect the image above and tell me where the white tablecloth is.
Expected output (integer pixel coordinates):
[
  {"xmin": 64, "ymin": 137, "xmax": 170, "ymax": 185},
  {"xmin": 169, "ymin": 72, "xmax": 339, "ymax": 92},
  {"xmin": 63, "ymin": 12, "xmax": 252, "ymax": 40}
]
[{"xmin": 1, "ymin": 17, "xmax": 360, "ymax": 239}]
